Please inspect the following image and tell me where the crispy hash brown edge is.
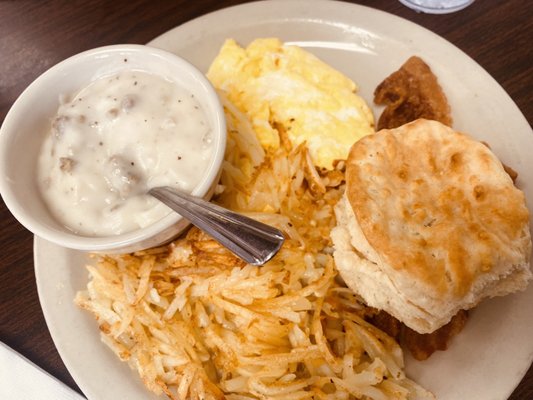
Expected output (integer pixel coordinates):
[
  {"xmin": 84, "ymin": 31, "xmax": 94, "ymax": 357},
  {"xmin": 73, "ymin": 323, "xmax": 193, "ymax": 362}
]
[{"xmin": 75, "ymin": 92, "xmax": 435, "ymax": 400}]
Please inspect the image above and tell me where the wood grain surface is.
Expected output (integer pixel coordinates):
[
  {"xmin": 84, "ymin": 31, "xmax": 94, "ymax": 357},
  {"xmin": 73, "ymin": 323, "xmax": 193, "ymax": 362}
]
[{"xmin": 0, "ymin": 1, "xmax": 531, "ymax": 399}]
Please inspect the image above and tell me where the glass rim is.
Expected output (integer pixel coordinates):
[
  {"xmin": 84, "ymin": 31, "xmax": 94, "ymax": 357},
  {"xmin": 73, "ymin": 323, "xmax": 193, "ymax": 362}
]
[{"xmin": 398, "ymin": 0, "xmax": 475, "ymax": 14}]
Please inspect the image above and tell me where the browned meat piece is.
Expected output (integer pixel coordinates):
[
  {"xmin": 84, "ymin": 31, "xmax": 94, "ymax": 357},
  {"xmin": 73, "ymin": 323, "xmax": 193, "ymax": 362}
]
[
  {"xmin": 59, "ymin": 157, "xmax": 76, "ymax": 172},
  {"xmin": 374, "ymin": 56, "xmax": 452, "ymax": 130},
  {"xmin": 367, "ymin": 309, "xmax": 468, "ymax": 360},
  {"xmin": 403, "ymin": 310, "xmax": 469, "ymax": 361},
  {"xmin": 368, "ymin": 309, "xmax": 403, "ymax": 341}
]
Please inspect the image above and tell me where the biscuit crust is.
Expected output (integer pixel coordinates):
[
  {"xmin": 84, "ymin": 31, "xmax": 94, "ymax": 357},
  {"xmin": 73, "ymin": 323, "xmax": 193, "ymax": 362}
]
[{"xmin": 345, "ymin": 119, "xmax": 530, "ymax": 299}]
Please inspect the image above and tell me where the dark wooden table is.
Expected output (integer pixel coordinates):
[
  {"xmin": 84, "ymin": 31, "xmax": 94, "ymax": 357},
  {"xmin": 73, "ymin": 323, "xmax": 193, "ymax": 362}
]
[{"xmin": 0, "ymin": 1, "xmax": 531, "ymax": 399}]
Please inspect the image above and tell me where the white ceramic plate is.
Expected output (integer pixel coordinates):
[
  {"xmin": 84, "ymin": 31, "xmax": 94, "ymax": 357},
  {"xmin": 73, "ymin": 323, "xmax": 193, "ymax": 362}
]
[{"xmin": 34, "ymin": 1, "xmax": 533, "ymax": 399}]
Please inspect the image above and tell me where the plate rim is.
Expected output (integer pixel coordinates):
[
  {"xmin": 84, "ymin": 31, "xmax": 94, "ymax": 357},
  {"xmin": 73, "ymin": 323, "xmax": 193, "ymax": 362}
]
[{"xmin": 34, "ymin": 1, "xmax": 533, "ymax": 399}]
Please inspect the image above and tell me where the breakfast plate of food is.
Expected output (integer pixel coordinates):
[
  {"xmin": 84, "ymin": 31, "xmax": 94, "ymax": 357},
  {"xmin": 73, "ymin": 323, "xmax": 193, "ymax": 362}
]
[{"xmin": 32, "ymin": 1, "xmax": 533, "ymax": 400}]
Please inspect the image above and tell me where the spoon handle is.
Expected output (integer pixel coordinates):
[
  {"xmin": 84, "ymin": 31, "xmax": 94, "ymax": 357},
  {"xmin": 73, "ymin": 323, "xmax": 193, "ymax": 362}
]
[{"xmin": 149, "ymin": 186, "xmax": 285, "ymax": 265}]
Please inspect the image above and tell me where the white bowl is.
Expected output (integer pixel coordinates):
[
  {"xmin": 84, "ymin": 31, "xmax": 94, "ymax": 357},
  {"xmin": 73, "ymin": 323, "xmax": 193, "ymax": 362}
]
[{"xmin": 0, "ymin": 44, "xmax": 226, "ymax": 253}]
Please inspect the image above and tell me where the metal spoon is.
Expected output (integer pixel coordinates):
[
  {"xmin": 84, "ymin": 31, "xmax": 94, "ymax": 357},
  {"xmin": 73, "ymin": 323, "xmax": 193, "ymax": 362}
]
[{"xmin": 149, "ymin": 186, "xmax": 285, "ymax": 265}]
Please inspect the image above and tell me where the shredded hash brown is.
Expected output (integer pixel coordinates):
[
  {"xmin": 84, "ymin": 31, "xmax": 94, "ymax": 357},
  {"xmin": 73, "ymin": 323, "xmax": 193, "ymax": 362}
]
[{"xmin": 75, "ymin": 93, "xmax": 434, "ymax": 400}]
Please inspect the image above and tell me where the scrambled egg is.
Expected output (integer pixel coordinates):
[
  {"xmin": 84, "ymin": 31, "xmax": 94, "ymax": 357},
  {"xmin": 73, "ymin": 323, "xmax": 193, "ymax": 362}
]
[{"xmin": 207, "ymin": 38, "xmax": 374, "ymax": 169}]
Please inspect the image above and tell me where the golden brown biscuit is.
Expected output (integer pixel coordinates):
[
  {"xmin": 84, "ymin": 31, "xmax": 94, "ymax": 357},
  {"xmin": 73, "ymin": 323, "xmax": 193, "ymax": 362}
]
[{"xmin": 332, "ymin": 119, "xmax": 531, "ymax": 333}]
